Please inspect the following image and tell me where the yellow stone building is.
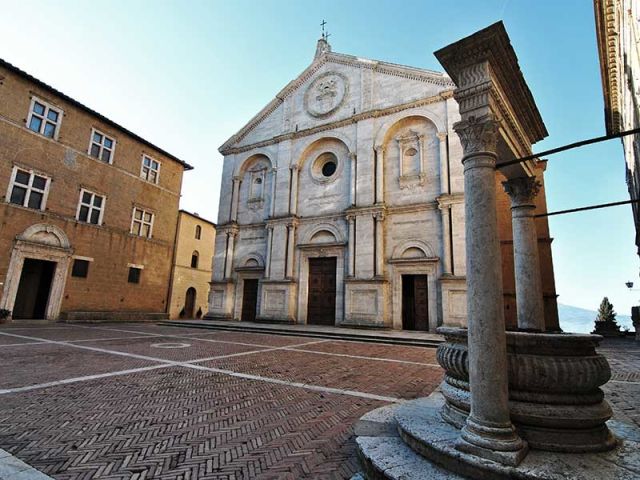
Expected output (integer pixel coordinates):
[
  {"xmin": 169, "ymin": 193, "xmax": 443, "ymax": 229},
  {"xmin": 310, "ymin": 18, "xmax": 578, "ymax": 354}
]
[{"xmin": 168, "ymin": 210, "xmax": 216, "ymax": 319}]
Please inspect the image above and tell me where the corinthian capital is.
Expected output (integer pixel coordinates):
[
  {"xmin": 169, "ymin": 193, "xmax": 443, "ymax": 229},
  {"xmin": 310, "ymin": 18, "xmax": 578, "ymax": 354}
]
[
  {"xmin": 502, "ymin": 176, "xmax": 541, "ymax": 208},
  {"xmin": 453, "ymin": 115, "xmax": 500, "ymax": 156}
]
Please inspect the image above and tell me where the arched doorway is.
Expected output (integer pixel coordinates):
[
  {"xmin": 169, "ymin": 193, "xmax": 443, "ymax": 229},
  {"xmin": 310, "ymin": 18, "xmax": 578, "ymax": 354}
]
[
  {"xmin": 184, "ymin": 287, "xmax": 196, "ymax": 319},
  {"xmin": 0, "ymin": 224, "xmax": 72, "ymax": 320}
]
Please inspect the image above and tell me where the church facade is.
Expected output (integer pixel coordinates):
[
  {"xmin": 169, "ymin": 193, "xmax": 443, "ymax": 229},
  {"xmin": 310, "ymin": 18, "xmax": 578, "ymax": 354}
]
[{"xmin": 206, "ymin": 38, "xmax": 558, "ymax": 331}]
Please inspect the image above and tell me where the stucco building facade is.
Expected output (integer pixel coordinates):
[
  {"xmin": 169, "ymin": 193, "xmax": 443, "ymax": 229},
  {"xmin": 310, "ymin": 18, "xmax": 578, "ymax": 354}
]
[
  {"xmin": 0, "ymin": 58, "xmax": 192, "ymax": 321},
  {"xmin": 206, "ymin": 38, "xmax": 558, "ymax": 331},
  {"xmin": 168, "ymin": 210, "xmax": 216, "ymax": 320}
]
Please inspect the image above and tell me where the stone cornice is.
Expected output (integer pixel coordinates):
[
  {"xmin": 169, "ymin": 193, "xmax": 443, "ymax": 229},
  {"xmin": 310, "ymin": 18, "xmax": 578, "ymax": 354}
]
[
  {"xmin": 594, "ymin": 0, "xmax": 621, "ymax": 134},
  {"xmin": 344, "ymin": 205, "xmax": 386, "ymax": 217},
  {"xmin": 437, "ymin": 193, "xmax": 465, "ymax": 207},
  {"xmin": 220, "ymin": 81, "xmax": 454, "ymax": 155},
  {"xmin": 387, "ymin": 202, "xmax": 439, "ymax": 215}
]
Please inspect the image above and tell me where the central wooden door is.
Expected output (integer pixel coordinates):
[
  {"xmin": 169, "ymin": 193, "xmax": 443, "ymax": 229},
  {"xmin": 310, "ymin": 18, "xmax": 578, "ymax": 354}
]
[
  {"xmin": 241, "ymin": 279, "xmax": 259, "ymax": 322},
  {"xmin": 307, "ymin": 257, "xmax": 337, "ymax": 325},
  {"xmin": 402, "ymin": 275, "xmax": 429, "ymax": 331}
]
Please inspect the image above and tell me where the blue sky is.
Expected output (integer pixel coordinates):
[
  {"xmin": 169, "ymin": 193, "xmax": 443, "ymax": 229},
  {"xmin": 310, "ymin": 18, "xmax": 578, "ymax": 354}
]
[{"xmin": 1, "ymin": 0, "xmax": 637, "ymax": 319}]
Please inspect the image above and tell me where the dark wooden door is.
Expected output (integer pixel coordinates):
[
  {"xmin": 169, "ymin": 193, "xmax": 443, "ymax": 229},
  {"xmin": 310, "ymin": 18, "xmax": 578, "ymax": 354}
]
[
  {"xmin": 402, "ymin": 275, "xmax": 429, "ymax": 331},
  {"xmin": 241, "ymin": 279, "xmax": 259, "ymax": 322},
  {"xmin": 307, "ymin": 257, "xmax": 336, "ymax": 325},
  {"xmin": 13, "ymin": 259, "xmax": 56, "ymax": 319},
  {"xmin": 184, "ymin": 287, "xmax": 196, "ymax": 318}
]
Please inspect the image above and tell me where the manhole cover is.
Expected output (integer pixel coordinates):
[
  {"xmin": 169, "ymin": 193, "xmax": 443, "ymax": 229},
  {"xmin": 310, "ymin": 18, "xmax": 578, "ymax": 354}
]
[{"xmin": 150, "ymin": 342, "xmax": 191, "ymax": 349}]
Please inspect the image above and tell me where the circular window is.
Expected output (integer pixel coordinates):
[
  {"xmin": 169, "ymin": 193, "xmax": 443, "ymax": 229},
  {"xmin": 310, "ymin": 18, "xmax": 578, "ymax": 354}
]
[
  {"xmin": 322, "ymin": 161, "xmax": 337, "ymax": 177},
  {"xmin": 311, "ymin": 152, "xmax": 340, "ymax": 183}
]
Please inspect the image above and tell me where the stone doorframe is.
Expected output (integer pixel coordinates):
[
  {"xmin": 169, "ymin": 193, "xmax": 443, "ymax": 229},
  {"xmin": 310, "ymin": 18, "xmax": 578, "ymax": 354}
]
[
  {"xmin": 0, "ymin": 224, "xmax": 73, "ymax": 321},
  {"xmin": 233, "ymin": 268, "xmax": 264, "ymax": 321},
  {"xmin": 389, "ymin": 258, "xmax": 439, "ymax": 331},
  {"xmin": 296, "ymin": 243, "xmax": 345, "ymax": 325}
]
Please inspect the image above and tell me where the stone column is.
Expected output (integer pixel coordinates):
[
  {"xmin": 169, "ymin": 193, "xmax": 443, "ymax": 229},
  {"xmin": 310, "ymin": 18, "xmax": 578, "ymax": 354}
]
[
  {"xmin": 265, "ymin": 226, "xmax": 273, "ymax": 279},
  {"xmin": 374, "ymin": 212, "xmax": 384, "ymax": 277},
  {"xmin": 375, "ymin": 146, "xmax": 384, "ymax": 204},
  {"xmin": 455, "ymin": 115, "xmax": 527, "ymax": 465},
  {"xmin": 503, "ymin": 176, "xmax": 545, "ymax": 331},
  {"xmin": 437, "ymin": 132, "xmax": 449, "ymax": 195},
  {"xmin": 269, "ymin": 168, "xmax": 277, "ymax": 217},
  {"xmin": 230, "ymin": 176, "xmax": 241, "ymax": 222},
  {"xmin": 349, "ymin": 152, "xmax": 357, "ymax": 206},
  {"xmin": 224, "ymin": 230, "xmax": 237, "ymax": 279},
  {"xmin": 439, "ymin": 203, "xmax": 452, "ymax": 275},
  {"xmin": 289, "ymin": 165, "xmax": 299, "ymax": 215},
  {"xmin": 285, "ymin": 222, "xmax": 296, "ymax": 279},
  {"xmin": 347, "ymin": 215, "xmax": 355, "ymax": 277}
]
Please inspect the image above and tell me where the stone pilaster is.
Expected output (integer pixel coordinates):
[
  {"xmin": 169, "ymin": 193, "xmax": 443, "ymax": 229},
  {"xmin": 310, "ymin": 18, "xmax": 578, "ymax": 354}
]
[
  {"xmin": 230, "ymin": 176, "xmax": 241, "ymax": 222},
  {"xmin": 349, "ymin": 152, "xmax": 357, "ymax": 206},
  {"xmin": 289, "ymin": 165, "xmax": 299, "ymax": 215},
  {"xmin": 438, "ymin": 202, "xmax": 452, "ymax": 275},
  {"xmin": 264, "ymin": 226, "xmax": 273, "ymax": 279},
  {"xmin": 269, "ymin": 167, "xmax": 278, "ymax": 217},
  {"xmin": 454, "ymin": 114, "xmax": 528, "ymax": 465},
  {"xmin": 438, "ymin": 132, "xmax": 449, "ymax": 195},
  {"xmin": 374, "ymin": 211, "xmax": 385, "ymax": 277},
  {"xmin": 374, "ymin": 146, "xmax": 384, "ymax": 204},
  {"xmin": 285, "ymin": 221, "xmax": 296, "ymax": 279},
  {"xmin": 223, "ymin": 226, "xmax": 238, "ymax": 279},
  {"xmin": 347, "ymin": 214, "xmax": 355, "ymax": 278},
  {"xmin": 503, "ymin": 176, "xmax": 545, "ymax": 331}
]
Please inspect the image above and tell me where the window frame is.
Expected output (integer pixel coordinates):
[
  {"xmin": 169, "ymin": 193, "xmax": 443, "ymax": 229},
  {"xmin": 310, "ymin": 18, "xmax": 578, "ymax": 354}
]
[
  {"xmin": 26, "ymin": 96, "xmax": 63, "ymax": 140},
  {"xmin": 88, "ymin": 128, "xmax": 116, "ymax": 164},
  {"xmin": 5, "ymin": 166, "xmax": 52, "ymax": 211},
  {"xmin": 71, "ymin": 259, "xmax": 90, "ymax": 278},
  {"xmin": 140, "ymin": 154, "xmax": 161, "ymax": 184},
  {"xmin": 191, "ymin": 251, "xmax": 199, "ymax": 269},
  {"xmin": 195, "ymin": 225, "xmax": 202, "ymax": 240},
  {"xmin": 127, "ymin": 266, "xmax": 142, "ymax": 284},
  {"xmin": 75, "ymin": 188, "xmax": 106, "ymax": 226},
  {"xmin": 130, "ymin": 206, "xmax": 155, "ymax": 238}
]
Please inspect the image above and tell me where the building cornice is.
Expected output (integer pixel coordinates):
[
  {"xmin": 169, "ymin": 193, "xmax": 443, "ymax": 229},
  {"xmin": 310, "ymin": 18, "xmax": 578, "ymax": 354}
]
[
  {"xmin": 220, "ymin": 91, "xmax": 454, "ymax": 155},
  {"xmin": 594, "ymin": 0, "xmax": 621, "ymax": 133}
]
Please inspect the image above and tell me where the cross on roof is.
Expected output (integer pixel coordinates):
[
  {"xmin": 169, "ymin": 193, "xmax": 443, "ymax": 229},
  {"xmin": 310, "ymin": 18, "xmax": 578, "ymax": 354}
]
[{"xmin": 320, "ymin": 19, "xmax": 330, "ymax": 40}]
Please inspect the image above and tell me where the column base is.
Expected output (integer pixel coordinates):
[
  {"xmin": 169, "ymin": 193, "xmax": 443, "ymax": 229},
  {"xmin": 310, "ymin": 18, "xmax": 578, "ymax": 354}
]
[{"xmin": 458, "ymin": 416, "xmax": 528, "ymax": 466}]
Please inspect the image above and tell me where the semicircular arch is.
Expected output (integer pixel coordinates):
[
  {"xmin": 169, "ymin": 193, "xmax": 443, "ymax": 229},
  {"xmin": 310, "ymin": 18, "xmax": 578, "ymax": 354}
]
[
  {"xmin": 18, "ymin": 223, "xmax": 71, "ymax": 249},
  {"xmin": 391, "ymin": 239, "xmax": 436, "ymax": 260}
]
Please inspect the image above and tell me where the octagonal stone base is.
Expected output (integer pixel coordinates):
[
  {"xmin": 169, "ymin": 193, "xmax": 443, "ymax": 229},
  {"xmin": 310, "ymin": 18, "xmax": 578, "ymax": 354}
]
[
  {"xmin": 355, "ymin": 392, "xmax": 640, "ymax": 480},
  {"xmin": 437, "ymin": 327, "xmax": 617, "ymax": 453}
]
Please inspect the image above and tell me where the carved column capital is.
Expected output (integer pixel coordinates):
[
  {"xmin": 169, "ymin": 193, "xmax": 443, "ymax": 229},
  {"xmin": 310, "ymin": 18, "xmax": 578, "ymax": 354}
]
[
  {"xmin": 437, "ymin": 131, "xmax": 448, "ymax": 141},
  {"xmin": 232, "ymin": 175, "xmax": 242, "ymax": 183},
  {"xmin": 346, "ymin": 214, "xmax": 356, "ymax": 223},
  {"xmin": 503, "ymin": 176, "xmax": 541, "ymax": 209},
  {"xmin": 454, "ymin": 114, "xmax": 500, "ymax": 157},
  {"xmin": 348, "ymin": 152, "xmax": 357, "ymax": 161},
  {"xmin": 290, "ymin": 164, "xmax": 299, "ymax": 172},
  {"xmin": 373, "ymin": 211, "xmax": 385, "ymax": 222}
]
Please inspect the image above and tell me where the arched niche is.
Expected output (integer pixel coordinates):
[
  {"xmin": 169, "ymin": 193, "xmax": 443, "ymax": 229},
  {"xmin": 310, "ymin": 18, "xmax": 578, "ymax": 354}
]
[
  {"xmin": 236, "ymin": 253, "xmax": 265, "ymax": 271},
  {"xmin": 235, "ymin": 154, "xmax": 274, "ymax": 223},
  {"xmin": 301, "ymin": 223, "xmax": 344, "ymax": 245},
  {"xmin": 19, "ymin": 223, "xmax": 71, "ymax": 249}
]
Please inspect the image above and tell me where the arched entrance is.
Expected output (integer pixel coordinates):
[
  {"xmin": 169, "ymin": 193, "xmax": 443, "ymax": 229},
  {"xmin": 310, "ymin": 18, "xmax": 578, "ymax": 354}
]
[
  {"xmin": 185, "ymin": 287, "xmax": 196, "ymax": 319},
  {"xmin": 0, "ymin": 224, "xmax": 72, "ymax": 320}
]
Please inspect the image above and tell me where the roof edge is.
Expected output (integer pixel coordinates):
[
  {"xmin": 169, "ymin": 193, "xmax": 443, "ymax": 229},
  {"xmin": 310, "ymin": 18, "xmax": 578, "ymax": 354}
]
[
  {"xmin": 0, "ymin": 58, "xmax": 193, "ymax": 170},
  {"xmin": 179, "ymin": 209, "xmax": 216, "ymax": 227}
]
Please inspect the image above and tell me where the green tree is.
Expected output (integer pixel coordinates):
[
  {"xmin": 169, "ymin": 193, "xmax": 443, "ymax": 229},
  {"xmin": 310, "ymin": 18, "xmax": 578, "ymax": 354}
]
[{"xmin": 595, "ymin": 297, "xmax": 617, "ymax": 324}]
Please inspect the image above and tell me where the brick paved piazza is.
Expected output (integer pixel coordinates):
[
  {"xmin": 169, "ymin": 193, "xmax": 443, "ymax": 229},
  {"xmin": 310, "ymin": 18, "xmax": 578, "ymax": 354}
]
[{"xmin": 0, "ymin": 323, "xmax": 443, "ymax": 479}]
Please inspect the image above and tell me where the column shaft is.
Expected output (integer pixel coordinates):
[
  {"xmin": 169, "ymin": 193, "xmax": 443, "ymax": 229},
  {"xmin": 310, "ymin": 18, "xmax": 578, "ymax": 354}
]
[
  {"xmin": 503, "ymin": 177, "xmax": 545, "ymax": 331},
  {"xmin": 349, "ymin": 153, "xmax": 357, "ymax": 206},
  {"xmin": 440, "ymin": 205, "xmax": 452, "ymax": 275},
  {"xmin": 269, "ymin": 168, "xmax": 277, "ymax": 217},
  {"xmin": 455, "ymin": 117, "xmax": 527, "ymax": 465}
]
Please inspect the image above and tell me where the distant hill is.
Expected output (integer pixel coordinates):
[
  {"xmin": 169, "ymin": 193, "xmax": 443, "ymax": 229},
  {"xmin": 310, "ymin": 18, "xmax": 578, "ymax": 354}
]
[{"xmin": 558, "ymin": 304, "xmax": 633, "ymax": 334}]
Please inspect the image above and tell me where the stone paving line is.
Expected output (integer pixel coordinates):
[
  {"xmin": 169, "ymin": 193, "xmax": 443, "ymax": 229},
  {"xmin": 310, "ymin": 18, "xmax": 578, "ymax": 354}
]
[
  {"xmin": 0, "ymin": 331, "xmax": 403, "ymax": 402},
  {"xmin": 71, "ymin": 323, "xmax": 442, "ymax": 367}
]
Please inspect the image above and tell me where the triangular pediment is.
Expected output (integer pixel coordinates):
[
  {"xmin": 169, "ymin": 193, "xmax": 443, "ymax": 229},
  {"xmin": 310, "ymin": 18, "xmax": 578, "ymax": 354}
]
[{"xmin": 219, "ymin": 50, "xmax": 454, "ymax": 154}]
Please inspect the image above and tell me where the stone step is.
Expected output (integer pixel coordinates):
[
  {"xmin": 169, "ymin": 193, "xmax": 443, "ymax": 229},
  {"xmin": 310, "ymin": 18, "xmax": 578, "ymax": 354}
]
[{"xmin": 159, "ymin": 320, "xmax": 443, "ymax": 348}]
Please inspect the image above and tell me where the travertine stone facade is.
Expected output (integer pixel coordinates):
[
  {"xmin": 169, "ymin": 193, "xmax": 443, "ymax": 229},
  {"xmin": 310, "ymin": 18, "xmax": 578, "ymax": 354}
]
[
  {"xmin": 0, "ymin": 59, "xmax": 191, "ymax": 321},
  {"xmin": 168, "ymin": 211, "xmax": 216, "ymax": 320},
  {"xmin": 207, "ymin": 38, "xmax": 557, "ymax": 331}
]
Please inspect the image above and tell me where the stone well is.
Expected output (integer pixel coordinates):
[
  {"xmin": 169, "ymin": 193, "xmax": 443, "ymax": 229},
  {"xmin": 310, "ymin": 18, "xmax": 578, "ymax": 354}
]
[{"xmin": 437, "ymin": 327, "xmax": 617, "ymax": 453}]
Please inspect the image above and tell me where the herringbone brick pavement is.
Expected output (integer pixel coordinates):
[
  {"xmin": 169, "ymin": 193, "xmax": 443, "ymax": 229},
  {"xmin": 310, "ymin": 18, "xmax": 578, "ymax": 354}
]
[
  {"xmin": 201, "ymin": 350, "xmax": 443, "ymax": 400},
  {"xmin": 293, "ymin": 340, "xmax": 439, "ymax": 364},
  {"xmin": 0, "ymin": 324, "xmax": 444, "ymax": 479}
]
